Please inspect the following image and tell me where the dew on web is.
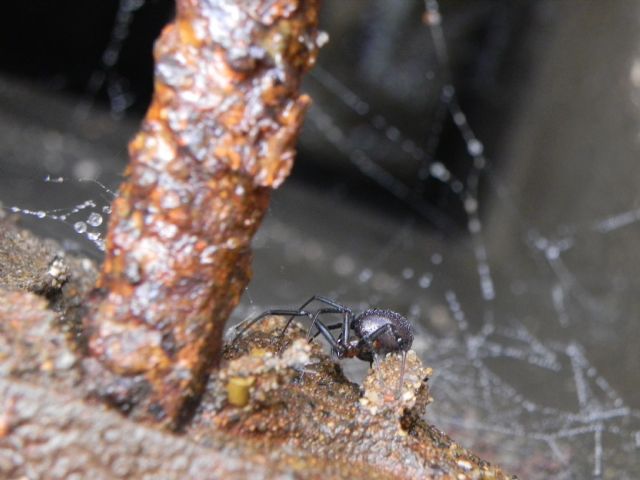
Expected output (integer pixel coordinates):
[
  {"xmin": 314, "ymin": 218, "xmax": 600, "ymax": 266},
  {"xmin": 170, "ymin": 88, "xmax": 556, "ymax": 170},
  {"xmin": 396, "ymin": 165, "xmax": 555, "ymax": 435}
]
[
  {"xmin": 4, "ymin": 175, "xmax": 114, "ymax": 252},
  {"xmin": 87, "ymin": 212, "xmax": 103, "ymax": 228},
  {"xmin": 243, "ymin": 1, "xmax": 640, "ymax": 477},
  {"xmin": 418, "ymin": 273, "xmax": 432, "ymax": 289},
  {"xmin": 73, "ymin": 221, "xmax": 87, "ymax": 234}
]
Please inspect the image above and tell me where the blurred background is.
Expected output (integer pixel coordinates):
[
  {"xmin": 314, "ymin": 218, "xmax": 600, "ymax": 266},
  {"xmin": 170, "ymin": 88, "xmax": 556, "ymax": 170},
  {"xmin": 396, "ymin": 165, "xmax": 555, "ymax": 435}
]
[{"xmin": 1, "ymin": 1, "xmax": 640, "ymax": 477}]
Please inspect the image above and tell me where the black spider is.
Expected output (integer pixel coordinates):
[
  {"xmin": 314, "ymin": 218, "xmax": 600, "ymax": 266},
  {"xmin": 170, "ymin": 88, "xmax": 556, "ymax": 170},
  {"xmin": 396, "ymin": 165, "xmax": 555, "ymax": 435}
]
[{"xmin": 233, "ymin": 296, "xmax": 414, "ymax": 388}]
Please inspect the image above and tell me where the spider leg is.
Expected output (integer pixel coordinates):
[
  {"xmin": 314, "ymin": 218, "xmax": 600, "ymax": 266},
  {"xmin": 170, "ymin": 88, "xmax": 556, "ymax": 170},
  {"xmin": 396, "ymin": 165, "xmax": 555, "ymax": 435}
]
[
  {"xmin": 361, "ymin": 323, "xmax": 395, "ymax": 344},
  {"xmin": 275, "ymin": 308, "xmax": 344, "ymax": 355},
  {"xmin": 280, "ymin": 295, "xmax": 352, "ymax": 341},
  {"xmin": 297, "ymin": 295, "xmax": 352, "ymax": 312},
  {"xmin": 308, "ymin": 322, "xmax": 342, "ymax": 341},
  {"xmin": 358, "ymin": 323, "xmax": 397, "ymax": 360},
  {"xmin": 310, "ymin": 317, "xmax": 345, "ymax": 358},
  {"xmin": 278, "ymin": 308, "xmax": 346, "ymax": 357},
  {"xmin": 339, "ymin": 311, "xmax": 354, "ymax": 346},
  {"xmin": 359, "ymin": 324, "xmax": 407, "ymax": 396},
  {"xmin": 233, "ymin": 309, "xmax": 313, "ymax": 343},
  {"xmin": 303, "ymin": 308, "xmax": 345, "ymax": 339}
]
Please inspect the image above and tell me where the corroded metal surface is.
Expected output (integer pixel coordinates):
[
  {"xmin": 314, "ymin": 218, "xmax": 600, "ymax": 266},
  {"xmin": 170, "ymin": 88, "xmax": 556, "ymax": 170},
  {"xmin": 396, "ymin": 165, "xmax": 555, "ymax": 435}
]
[
  {"xmin": 0, "ymin": 216, "xmax": 70, "ymax": 295},
  {"xmin": 0, "ymin": 290, "xmax": 82, "ymax": 390},
  {"xmin": 82, "ymin": 0, "xmax": 322, "ymax": 426},
  {"xmin": 193, "ymin": 317, "xmax": 516, "ymax": 479},
  {"xmin": 0, "ymin": 377, "xmax": 298, "ymax": 480},
  {"xmin": 0, "ymin": 285, "xmax": 388, "ymax": 480},
  {"xmin": 0, "ymin": 292, "xmax": 393, "ymax": 479},
  {"xmin": 0, "ymin": 235, "xmax": 514, "ymax": 479},
  {"xmin": 0, "ymin": 217, "xmax": 99, "ymax": 341},
  {"xmin": 0, "ymin": 377, "xmax": 401, "ymax": 479}
]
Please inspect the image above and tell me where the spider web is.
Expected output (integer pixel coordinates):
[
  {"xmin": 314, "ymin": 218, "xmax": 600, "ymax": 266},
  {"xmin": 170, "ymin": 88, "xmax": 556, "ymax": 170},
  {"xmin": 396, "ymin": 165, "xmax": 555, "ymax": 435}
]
[
  {"xmin": 2, "ymin": 1, "xmax": 639, "ymax": 478},
  {"xmin": 241, "ymin": 2, "xmax": 640, "ymax": 477}
]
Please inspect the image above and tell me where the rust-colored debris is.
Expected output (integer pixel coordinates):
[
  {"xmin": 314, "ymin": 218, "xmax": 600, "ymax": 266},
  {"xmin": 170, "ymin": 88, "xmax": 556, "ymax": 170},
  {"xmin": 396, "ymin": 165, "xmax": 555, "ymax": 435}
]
[
  {"xmin": 0, "ymin": 221, "xmax": 516, "ymax": 478},
  {"xmin": 82, "ymin": 0, "xmax": 322, "ymax": 426},
  {"xmin": 0, "ymin": 290, "xmax": 82, "ymax": 390},
  {"xmin": 191, "ymin": 316, "xmax": 516, "ymax": 479},
  {"xmin": 0, "ymin": 216, "xmax": 95, "ymax": 298}
]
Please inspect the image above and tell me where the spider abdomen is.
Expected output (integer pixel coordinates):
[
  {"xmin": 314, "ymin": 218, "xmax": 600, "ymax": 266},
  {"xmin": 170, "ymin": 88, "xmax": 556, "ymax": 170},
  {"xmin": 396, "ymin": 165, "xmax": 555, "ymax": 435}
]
[{"xmin": 353, "ymin": 309, "xmax": 414, "ymax": 356}]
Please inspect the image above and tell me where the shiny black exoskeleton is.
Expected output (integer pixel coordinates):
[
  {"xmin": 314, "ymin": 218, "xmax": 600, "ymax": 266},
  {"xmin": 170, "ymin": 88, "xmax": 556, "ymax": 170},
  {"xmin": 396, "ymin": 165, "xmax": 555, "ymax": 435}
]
[
  {"xmin": 347, "ymin": 308, "xmax": 414, "ymax": 362},
  {"xmin": 234, "ymin": 296, "xmax": 414, "ymax": 364}
]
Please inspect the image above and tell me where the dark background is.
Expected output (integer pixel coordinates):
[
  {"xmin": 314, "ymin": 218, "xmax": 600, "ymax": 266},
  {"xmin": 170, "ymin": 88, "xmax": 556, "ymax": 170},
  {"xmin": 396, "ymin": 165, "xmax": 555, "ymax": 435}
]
[{"xmin": 0, "ymin": 0, "xmax": 536, "ymax": 233}]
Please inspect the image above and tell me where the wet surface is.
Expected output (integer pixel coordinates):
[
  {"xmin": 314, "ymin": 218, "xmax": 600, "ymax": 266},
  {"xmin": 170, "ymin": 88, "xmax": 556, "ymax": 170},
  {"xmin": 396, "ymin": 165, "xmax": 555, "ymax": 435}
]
[
  {"xmin": 81, "ymin": 0, "xmax": 322, "ymax": 426},
  {"xmin": 1, "ymin": 1, "xmax": 640, "ymax": 478},
  {"xmin": 0, "ymin": 221, "xmax": 514, "ymax": 478},
  {"xmin": 192, "ymin": 316, "xmax": 513, "ymax": 479}
]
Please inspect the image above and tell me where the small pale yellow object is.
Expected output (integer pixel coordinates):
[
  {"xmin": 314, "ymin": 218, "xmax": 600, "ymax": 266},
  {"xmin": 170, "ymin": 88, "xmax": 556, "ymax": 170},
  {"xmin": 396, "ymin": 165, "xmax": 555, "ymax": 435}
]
[{"xmin": 227, "ymin": 376, "xmax": 255, "ymax": 407}]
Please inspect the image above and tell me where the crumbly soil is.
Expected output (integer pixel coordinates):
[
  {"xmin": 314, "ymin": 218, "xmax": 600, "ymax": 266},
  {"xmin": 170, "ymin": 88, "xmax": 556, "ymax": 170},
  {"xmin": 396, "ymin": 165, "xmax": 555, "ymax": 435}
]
[{"xmin": 0, "ymin": 216, "xmax": 515, "ymax": 479}]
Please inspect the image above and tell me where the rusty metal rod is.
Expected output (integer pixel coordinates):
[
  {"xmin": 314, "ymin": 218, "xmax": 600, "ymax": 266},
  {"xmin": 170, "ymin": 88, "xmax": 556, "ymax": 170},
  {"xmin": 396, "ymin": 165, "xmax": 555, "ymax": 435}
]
[{"xmin": 82, "ymin": 0, "xmax": 322, "ymax": 426}]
